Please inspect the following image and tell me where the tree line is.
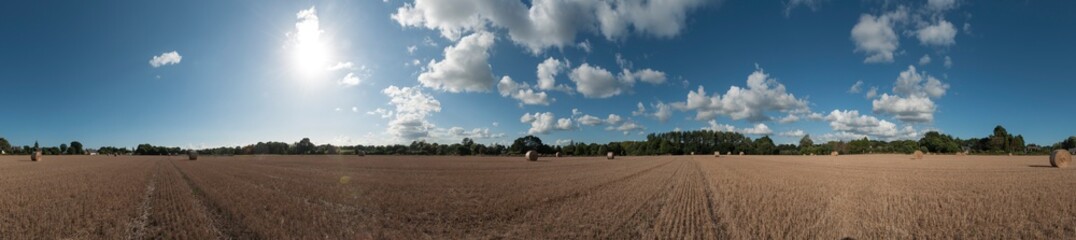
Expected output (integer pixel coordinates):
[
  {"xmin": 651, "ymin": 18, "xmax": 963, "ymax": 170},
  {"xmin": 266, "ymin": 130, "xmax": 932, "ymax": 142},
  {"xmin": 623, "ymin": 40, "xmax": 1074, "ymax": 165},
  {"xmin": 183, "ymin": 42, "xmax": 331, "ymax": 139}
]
[{"xmin": 0, "ymin": 125, "xmax": 1072, "ymax": 157}]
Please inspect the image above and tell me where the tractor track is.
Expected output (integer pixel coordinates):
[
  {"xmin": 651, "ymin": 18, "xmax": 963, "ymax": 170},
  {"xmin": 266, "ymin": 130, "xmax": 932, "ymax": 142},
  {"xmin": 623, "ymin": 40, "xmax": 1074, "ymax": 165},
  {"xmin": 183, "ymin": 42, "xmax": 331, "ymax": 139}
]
[{"xmin": 168, "ymin": 160, "xmax": 261, "ymax": 240}]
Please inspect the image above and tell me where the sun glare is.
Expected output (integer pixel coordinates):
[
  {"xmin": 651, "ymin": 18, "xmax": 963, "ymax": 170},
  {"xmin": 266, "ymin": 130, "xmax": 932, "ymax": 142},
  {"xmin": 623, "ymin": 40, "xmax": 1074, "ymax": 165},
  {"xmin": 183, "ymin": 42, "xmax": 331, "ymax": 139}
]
[{"xmin": 290, "ymin": 6, "xmax": 330, "ymax": 79}]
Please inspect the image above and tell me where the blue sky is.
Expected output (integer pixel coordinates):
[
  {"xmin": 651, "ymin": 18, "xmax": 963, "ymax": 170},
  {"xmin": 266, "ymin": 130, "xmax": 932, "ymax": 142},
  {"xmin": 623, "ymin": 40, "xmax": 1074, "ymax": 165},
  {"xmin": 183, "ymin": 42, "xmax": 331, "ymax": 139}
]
[{"xmin": 1, "ymin": 0, "xmax": 1073, "ymax": 149}]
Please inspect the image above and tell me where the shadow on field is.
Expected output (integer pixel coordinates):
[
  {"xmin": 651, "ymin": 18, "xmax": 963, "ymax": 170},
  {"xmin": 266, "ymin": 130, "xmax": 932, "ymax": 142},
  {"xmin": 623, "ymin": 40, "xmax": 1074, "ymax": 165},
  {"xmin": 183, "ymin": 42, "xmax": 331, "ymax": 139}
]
[{"xmin": 1027, "ymin": 164, "xmax": 1055, "ymax": 168}]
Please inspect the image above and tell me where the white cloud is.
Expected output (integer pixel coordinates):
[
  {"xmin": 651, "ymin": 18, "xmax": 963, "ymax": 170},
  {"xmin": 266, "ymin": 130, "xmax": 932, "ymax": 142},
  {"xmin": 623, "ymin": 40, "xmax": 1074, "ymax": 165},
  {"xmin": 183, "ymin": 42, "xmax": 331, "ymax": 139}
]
[
  {"xmin": 521, "ymin": 112, "xmax": 573, "ymax": 135},
  {"xmin": 577, "ymin": 115, "xmax": 604, "ymax": 126},
  {"xmin": 848, "ymin": 80, "xmax": 864, "ymax": 93},
  {"xmin": 872, "ymin": 65, "xmax": 949, "ymax": 122},
  {"xmin": 328, "ymin": 61, "xmax": 355, "ymax": 71},
  {"xmin": 633, "ymin": 104, "xmax": 670, "ymax": 123},
  {"xmin": 917, "ymin": 19, "xmax": 957, "ymax": 47},
  {"xmin": 824, "ymin": 109, "xmax": 918, "ymax": 140},
  {"xmin": 407, "ymin": 45, "xmax": 418, "ymax": 54},
  {"xmin": 577, "ymin": 39, "xmax": 592, "ymax": 53},
  {"xmin": 779, "ymin": 129, "xmax": 806, "ymax": 138},
  {"xmin": 918, "ymin": 54, "xmax": 932, "ymax": 65},
  {"xmin": 865, "ymin": 86, "xmax": 879, "ymax": 99},
  {"xmin": 606, "ymin": 119, "xmax": 645, "ymax": 134},
  {"xmin": 497, "ymin": 76, "xmax": 551, "ymax": 106},
  {"xmin": 850, "ymin": 9, "xmax": 905, "ymax": 63},
  {"xmin": 605, "ymin": 114, "xmax": 623, "ymax": 125},
  {"xmin": 872, "ymin": 94, "xmax": 936, "ymax": 122},
  {"xmin": 704, "ymin": 120, "xmax": 772, "ymax": 135},
  {"xmin": 149, "ymin": 51, "xmax": 182, "ymax": 68},
  {"xmin": 419, "ymin": 31, "xmax": 496, "ymax": 92},
  {"xmin": 672, "ymin": 67, "xmax": 810, "ymax": 122},
  {"xmin": 892, "ymin": 65, "xmax": 949, "ymax": 98},
  {"xmin": 555, "ymin": 139, "xmax": 574, "ymax": 146},
  {"xmin": 382, "ymin": 86, "xmax": 442, "ymax": 140},
  {"xmin": 569, "ymin": 63, "xmax": 627, "ymax": 98},
  {"xmin": 367, "ymin": 108, "xmax": 393, "ymax": 118},
  {"xmin": 391, "ymin": 0, "xmax": 709, "ymax": 53},
  {"xmin": 619, "ymin": 68, "xmax": 667, "ymax": 84},
  {"xmin": 927, "ymin": 0, "xmax": 957, "ymax": 12},
  {"xmin": 777, "ymin": 114, "xmax": 800, "ymax": 124},
  {"xmin": 536, "ymin": 57, "xmax": 572, "ymax": 92},
  {"xmin": 441, "ymin": 127, "xmax": 505, "ymax": 139},
  {"xmin": 806, "ymin": 112, "xmax": 825, "ymax": 121},
  {"xmin": 944, "ymin": 56, "xmax": 952, "ymax": 68},
  {"xmin": 340, "ymin": 72, "xmax": 361, "ymax": 86}
]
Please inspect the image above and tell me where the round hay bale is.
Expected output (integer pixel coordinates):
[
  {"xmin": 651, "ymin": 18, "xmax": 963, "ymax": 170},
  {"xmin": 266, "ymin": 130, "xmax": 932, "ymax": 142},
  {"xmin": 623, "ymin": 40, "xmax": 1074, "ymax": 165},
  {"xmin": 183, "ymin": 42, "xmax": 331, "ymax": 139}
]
[
  {"xmin": 830, "ymin": 151, "xmax": 839, "ymax": 156},
  {"xmin": 1050, "ymin": 149, "xmax": 1071, "ymax": 168},
  {"xmin": 726, "ymin": 151, "xmax": 732, "ymax": 156},
  {"xmin": 738, "ymin": 151, "xmax": 744, "ymax": 156},
  {"xmin": 606, "ymin": 152, "xmax": 615, "ymax": 160},
  {"xmin": 810, "ymin": 153, "xmax": 815, "ymax": 156},
  {"xmin": 31, "ymin": 151, "xmax": 42, "ymax": 161},
  {"xmin": 187, "ymin": 150, "xmax": 198, "ymax": 160},
  {"xmin": 525, "ymin": 150, "xmax": 538, "ymax": 161},
  {"xmin": 555, "ymin": 152, "xmax": 561, "ymax": 158},
  {"xmin": 690, "ymin": 152, "xmax": 695, "ymax": 155},
  {"xmin": 913, "ymin": 150, "xmax": 924, "ymax": 160},
  {"xmin": 714, "ymin": 151, "xmax": 720, "ymax": 158}
]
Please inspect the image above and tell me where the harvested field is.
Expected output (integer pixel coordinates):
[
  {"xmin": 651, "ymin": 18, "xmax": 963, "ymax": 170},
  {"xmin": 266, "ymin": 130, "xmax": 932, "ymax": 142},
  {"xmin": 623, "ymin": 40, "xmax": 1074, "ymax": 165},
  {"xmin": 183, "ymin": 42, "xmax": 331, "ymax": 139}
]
[{"xmin": 0, "ymin": 154, "xmax": 1074, "ymax": 239}]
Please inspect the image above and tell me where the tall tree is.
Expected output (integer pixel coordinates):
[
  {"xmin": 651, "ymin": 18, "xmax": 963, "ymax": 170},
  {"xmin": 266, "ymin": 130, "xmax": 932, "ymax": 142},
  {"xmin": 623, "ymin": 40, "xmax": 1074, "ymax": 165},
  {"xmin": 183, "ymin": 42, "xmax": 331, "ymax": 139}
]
[
  {"xmin": 59, "ymin": 144, "xmax": 68, "ymax": 155},
  {"xmin": 799, "ymin": 135, "xmax": 813, "ymax": 150},
  {"xmin": 0, "ymin": 138, "xmax": 11, "ymax": 154},
  {"xmin": 69, "ymin": 141, "xmax": 84, "ymax": 155}
]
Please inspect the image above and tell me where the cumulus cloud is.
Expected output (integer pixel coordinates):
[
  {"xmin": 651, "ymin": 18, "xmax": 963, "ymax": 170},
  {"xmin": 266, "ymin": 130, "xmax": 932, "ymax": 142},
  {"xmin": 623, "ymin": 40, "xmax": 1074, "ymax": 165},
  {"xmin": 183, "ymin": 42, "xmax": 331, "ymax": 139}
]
[
  {"xmin": 497, "ymin": 76, "xmax": 551, "ymax": 105},
  {"xmin": 419, "ymin": 31, "xmax": 496, "ymax": 92},
  {"xmin": 391, "ymin": 0, "xmax": 709, "ymax": 53},
  {"xmin": 619, "ymin": 68, "xmax": 667, "ymax": 84},
  {"xmin": 521, "ymin": 112, "xmax": 573, "ymax": 134},
  {"xmin": 605, "ymin": 114, "xmax": 623, "ymax": 125},
  {"xmin": 149, "ymin": 51, "xmax": 182, "ymax": 68},
  {"xmin": 872, "ymin": 65, "xmax": 949, "ymax": 122},
  {"xmin": 642, "ymin": 102, "xmax": 674, "ymax": 123},
  {"xmin": 382, "ymin": 86, "xmax": 442, "ymax": 140},
  {"xmin": 577, "ymin": 114, "xmax": 604, "ymax": 126},
  {"xmin": 777, "ymin": 114, "xmax": 800, "ymax": 124},
  {"xmin": 442, "ymin": 127, "xmax": 505, "ymax": 139},
  {"xmin": 779, "ymin": 129, "xmax": 806, "ymax": 138},
  {"xmin": 536, "ymin": 57, "xmax": 572, "ymax": 92},
  {"xmin": 705, "ymin": 121, "xmax": 773, "ymax": 135},
  {"xmin": 569, "ymin": 63, "xmax": 625, "ymax": 98},
  {"xmin": 606, "ymin": 119, "xmax": 645, "ymax": 134},
  {"xmin": 917, "ymin": 19, "xmax": 957, "ymax": 47},
  {"xmin": 918, "ymin": 54, "xmax": 932, "ymax": 65},
  {"xmin": 367, "ymin": 108, "xmax": 393, "ymax": 118},
  {"xmin": 927, "ymin": 0, "xmax": 957, "ymax": 12},
  {"xmin": 849, "ymin": 80, "xmax": 864, "ymax": 93},
  {"xmin": 824, "ymin": 109, "xmax": 918, "ymax": 140},
  {"xmin": 865, "ymin": 86, "xmax": 879, "ymax": 99},
  {"xmin": 672, "ymin": 67, "xmax": 810, "ymax": 122},
  {"xmin": 850, "ymin": 9, "xmax": 906, "ymax": 63}
]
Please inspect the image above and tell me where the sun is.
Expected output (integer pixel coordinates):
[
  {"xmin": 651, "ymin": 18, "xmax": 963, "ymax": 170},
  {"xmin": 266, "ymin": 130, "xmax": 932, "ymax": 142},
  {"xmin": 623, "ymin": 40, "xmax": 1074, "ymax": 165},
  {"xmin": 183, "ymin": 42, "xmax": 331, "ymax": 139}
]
[{"xmin": 289, "ymin": 6, "xmax": 331, "ymax": 78}]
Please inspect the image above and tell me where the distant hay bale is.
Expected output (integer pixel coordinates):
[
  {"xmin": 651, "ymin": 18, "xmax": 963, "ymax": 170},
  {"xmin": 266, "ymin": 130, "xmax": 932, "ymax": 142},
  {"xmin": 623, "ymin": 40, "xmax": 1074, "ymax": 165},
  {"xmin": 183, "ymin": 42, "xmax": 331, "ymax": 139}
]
[
  {"xmin": 31, "ymin": 151, "xmax": 42, "ymax": 161},
  {"xmin": 1050, "ymin": 149, "xmax": 1071, "ymax": 168},
  {"xmin": 187, "ymin": 150, "xmax": 198, "ymax": 160},
  {"xmin": 726, "ymin": 151, "xmax": 731, "ymax": 156},
  {"xmin": 714, "ymin": 151, "xmax": 720, "ymax": 158},
  {"xmin": 810, "ymin": 153, "xmax": 815, "ymax": 156},
  {"xmin": 606, "ymin": 152, "xmax": 615, "ymax": 160},
  {"xmin": 1008, "ymin": 153, "xmax": 1013, "ymax": 156},
  {"xmin": 738, "ymin": 151, "xmax": 744, "ymax": 156},
  {"xmin": 525, "ymin": 150, "xmax": 538, "ymax": 161},
  {"xmin": 913, "ymin": 150, "xmax": 924, "ymax": 160},
  {"xmin": 830, "ymin": 151, "xmax": 839, "ymax": 156},
  {"xmin": 555, "ymin": 152, "xmax": 561, "ymax": 158},
  {"xmin": 690, "ymin": 152, "xmax": 695, "ymax": 155}
]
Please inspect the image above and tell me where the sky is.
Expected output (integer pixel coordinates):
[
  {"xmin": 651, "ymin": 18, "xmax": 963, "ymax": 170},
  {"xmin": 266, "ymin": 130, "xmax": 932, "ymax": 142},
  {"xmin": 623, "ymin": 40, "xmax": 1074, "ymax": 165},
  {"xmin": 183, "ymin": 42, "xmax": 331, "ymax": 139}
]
[{"xmin": 1, "ymin": 0, "xmax": 1074, "ymax": 149}]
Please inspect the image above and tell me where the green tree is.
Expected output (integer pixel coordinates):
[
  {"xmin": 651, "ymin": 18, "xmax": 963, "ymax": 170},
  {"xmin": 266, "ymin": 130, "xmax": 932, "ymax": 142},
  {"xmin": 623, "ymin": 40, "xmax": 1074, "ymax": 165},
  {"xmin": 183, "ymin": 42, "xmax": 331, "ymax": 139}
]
[
  {"xmin": 753, "ymin": 136, "xmax": 776, "ymax": 155},
  {"xmin": 0, "ymin": 138, "xmax": 11, "ymax": 154},
  {"xmin": 69, "ymin": 141, "xmax": 84, "ymax": 155},
  {"xmin": 799, "ymin": 135, "xmax": 813, "ymax": 151},
  {"xmin": 920, "ymin": 131, "xmax": 960, "ymax": 153},
  {"xmin": 295, "ymin": 138, "xmax": 315, "ymax": 154},
  {"xmin": 59, "ymin": 144, "xmax": 68, "ymax": 155},
  {"xmin": 510, "ymin": 135, "xmax": 544, "ymax": 154}
]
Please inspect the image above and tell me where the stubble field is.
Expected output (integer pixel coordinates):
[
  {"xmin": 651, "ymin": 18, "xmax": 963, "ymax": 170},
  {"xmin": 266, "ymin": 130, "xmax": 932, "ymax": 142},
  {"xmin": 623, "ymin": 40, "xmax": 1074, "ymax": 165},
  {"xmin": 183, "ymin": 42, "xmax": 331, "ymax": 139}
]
[{"xmin": 0, "ymin": 154, "xmax": 1073, "ymax": 239}]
